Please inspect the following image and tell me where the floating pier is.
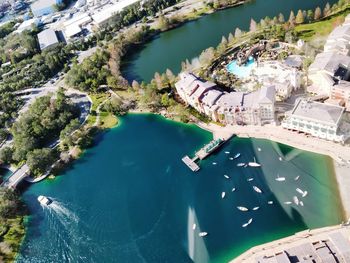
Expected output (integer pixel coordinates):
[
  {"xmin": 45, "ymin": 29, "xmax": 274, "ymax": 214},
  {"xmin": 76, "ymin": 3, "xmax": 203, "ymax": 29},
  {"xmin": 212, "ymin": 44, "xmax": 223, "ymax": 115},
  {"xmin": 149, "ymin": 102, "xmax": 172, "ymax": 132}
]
[{"xmin": 182, "ymin": 156, "xmax": 200, "ymax": 172}]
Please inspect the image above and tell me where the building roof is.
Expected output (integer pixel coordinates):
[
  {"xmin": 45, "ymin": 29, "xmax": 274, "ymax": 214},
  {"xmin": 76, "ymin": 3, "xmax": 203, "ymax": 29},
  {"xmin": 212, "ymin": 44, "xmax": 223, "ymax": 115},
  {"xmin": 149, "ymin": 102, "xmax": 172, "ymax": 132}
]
[
  {"xmin": 16, "ymin": 18, "xmax": 40, "ymax": 32},
  {"xmin": 309, "ymin": 52, "xmax": 350, "ymax": 75},
  {"xmin": 258, "ymin": 85, "xmax": 275, "ymax": 104},
  {"xmin": 201, "ymin": 90, "xmax": 222, "ymax": 106},
  {"xmin": 291, "ymin": 99, "xmax": 344, "ymax": 126},
  {"xmin": 64, "ymin": 24, "xmax": 82, "ymax": 38},
  {"xmin": 216, "ymin": 92, "xmax": 244, "ymax": 111},
  {"xmin": 37, "ymin": 28, "xmax": 59, "ymax": 50},
  {"xmin": 91, "ymin": 0, "xmax": 141, "ymax": 25},
  {"xmin": 284, "ymin": 55, "xmax": 303, "ymax": 68},
  {"xmin": 327, "ymin": 25, "xmax": 350, "ymax": 41},
  {"xmin": 63, "ymin": 13, "xmax": 91, "ymax": 27},
  {"xmin": 31, "ymin": 0, "xmax": 60, "ymax": 11}
]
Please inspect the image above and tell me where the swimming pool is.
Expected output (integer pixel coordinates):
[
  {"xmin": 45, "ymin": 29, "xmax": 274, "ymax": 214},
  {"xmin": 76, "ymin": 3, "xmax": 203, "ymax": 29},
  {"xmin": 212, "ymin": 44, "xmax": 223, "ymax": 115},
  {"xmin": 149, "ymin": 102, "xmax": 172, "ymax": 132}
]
[{"xmin": 226, "ymin": 57, "xmax": 255, "ymax": 78}]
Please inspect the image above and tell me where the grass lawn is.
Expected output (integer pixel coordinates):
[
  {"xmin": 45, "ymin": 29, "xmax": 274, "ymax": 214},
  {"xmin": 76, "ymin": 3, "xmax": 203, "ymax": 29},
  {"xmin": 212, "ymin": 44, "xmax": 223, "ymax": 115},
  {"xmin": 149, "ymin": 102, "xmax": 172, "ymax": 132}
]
[
  {"xmin": 295, "ymin": 7, "xmax": 350, "ymax": 41},
  {"xmin": 99, "ymin": 112, "xmax": 118, "ymax": 129}
]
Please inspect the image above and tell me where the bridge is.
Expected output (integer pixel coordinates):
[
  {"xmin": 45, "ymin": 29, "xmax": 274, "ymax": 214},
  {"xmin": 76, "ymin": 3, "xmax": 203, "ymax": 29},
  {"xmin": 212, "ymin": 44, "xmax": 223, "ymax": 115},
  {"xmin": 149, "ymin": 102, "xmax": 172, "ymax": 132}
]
[{"xmin": 1, "ymin": 164, "xmax": 30, "ymax": 189}]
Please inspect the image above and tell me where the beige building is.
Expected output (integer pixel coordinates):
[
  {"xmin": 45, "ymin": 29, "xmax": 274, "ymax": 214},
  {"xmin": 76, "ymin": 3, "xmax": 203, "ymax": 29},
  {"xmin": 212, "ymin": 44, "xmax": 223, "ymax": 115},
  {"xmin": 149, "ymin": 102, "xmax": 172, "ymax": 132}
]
[{"xmin": 175, "ymin": 73, "xmax": 276, "ymax": 126}]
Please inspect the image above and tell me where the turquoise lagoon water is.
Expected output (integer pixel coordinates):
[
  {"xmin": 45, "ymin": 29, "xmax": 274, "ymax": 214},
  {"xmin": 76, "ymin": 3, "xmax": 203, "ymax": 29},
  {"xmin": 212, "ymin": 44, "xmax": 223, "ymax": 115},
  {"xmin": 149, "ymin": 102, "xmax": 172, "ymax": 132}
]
[
  {"xmin": 226, "ymin": 57, "xmax": 255, "ymax": 78},
  {"xmin": 17, "ymin": 114, "xmax": 344, "ymax": 263}
]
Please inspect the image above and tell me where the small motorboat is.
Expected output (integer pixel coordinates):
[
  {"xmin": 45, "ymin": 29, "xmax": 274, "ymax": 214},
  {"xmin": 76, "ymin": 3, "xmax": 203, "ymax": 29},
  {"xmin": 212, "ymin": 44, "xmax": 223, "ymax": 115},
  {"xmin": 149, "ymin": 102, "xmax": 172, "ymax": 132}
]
[
  {"xmin": 237, "ymin": 163, "xmax": 245, "ymax": 167},
  {"xmin": 237, "ymin": 206, "xmax": 249, "ymax": 211},
  {"xmin": 199, "ymin": 232, "xmax": 208, "ymax": 237},
  {"xmin": 244, "ymin": 164, "xmax": 248, "ymax": 168},
  {"xmin": 248, "ymin": 157, "xmax": 261, "ymax": 167},
  {"xmin": 279, "ymin": 156, "xmax": 283, "ymax": 161},
  {"xmin": 231, "ymin": 187, "xmax": 236, "ymax": 192},
  {"xmin": 294, "ymin": 175, "xmax": 300, "ymax": 181},
  {"xmin": 192, "ymin": 223, "xmax": 196, "ymax": 230},
  {"xmin": 38, "ymin": 195, "xmax": 52, "ymax": 206},
  {"xmin": 296, "ymin": 188, "xmax": 308, "ymax": 197},
  {"xmin": 284, "ymin": 201, "xmax": 292, "ymax": 205},
  {"xmin": 233, "ymin": 153, "xmax": 241, "ymax": 159},
  {"xmin": 229, "ymin": 157, "xmax": 234, "ymax": 160},
  {"xmin": 267, "ymin": 201, "xmax": 274, "ymax": 205},
  {"xmin": 225, "ymin": 151, "xmax": 230, "ymax": 154},
  {"xmin": 257, "ymin": 147, "xmax": 261, "ymax": 152},
  {"xmin": 253, "ymin": 186, "xmax": 262, "ymax": 193},
  {"xmin": 224, "ymin": 174, "xmax": 230, "ymax": 179},
  {"xmin": 247, "ymin": 178, "xmax": 254, "ymax": 182},
  {"xmin": 275, "ymin": 174, "xmax": 286, "ymax": 182},
  {"xmin": 221, "ymin": 192, "xmax": 226, "ymax": 199},
  {"xmin": 212, "ymin": 162, "xmax": 217, "ymax": 165},
  {"xmin": 252, "ymin": 206, "xmax": 259, "ymax": 211},
  {"xmin": 242, "ymin": 218, "xmax": 253, "ymax": 228},
  {"xmin": 293, "ymin": 196, "xmax": 299, "ymax": 206},
  {"xmin": 300, "ymin": 201, "xmax": 304, "ymax": 207}
]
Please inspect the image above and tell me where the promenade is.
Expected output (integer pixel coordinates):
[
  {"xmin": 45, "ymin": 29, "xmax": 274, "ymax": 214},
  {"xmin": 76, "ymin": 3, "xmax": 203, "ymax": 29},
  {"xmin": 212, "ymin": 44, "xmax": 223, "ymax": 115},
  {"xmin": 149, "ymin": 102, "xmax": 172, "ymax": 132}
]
[{"xmin": 197, "ymin": 122, "xmax": 350, "ymax": 217}]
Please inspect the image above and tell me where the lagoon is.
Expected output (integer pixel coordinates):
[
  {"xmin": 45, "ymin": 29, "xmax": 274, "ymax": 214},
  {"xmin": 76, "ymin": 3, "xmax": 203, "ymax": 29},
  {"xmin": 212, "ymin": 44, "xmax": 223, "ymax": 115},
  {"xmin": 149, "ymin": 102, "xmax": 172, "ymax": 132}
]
[
  {"xmin": 121, "ymin": 0, "xmax": 338, "ymax": 83},
  {"xmin": 17, "ymin": 114, "xmax": 343, "ymax": 263}
]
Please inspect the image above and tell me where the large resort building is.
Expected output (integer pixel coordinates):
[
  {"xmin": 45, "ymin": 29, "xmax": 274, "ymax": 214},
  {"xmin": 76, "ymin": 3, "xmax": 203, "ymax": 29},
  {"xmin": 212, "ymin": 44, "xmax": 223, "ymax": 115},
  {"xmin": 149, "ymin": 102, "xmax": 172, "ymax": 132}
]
[
  {"xmin": 175, "ymin": 73, "xmax": 275, "ymax": 126},
  {"xmin": 308, "ymin": 14, "xmax": 350, "ymax": 111},
  {"xmin": 282, "ymin": 99, "xmax": 349, "ymax": 143}
]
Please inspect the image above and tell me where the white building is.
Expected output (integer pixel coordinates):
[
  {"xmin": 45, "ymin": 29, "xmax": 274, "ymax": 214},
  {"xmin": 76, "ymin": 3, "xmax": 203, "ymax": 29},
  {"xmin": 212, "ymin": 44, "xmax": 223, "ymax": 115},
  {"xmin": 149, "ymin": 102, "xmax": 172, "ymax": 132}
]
[
  {"xmin": 308, "ymin": 52, "xmax": 350, "ymax": 94},
  {"xmin": 282, "ymin": 99, "xmax": 347, "ymax": 142},
  {"xmin": 37, "ymin": 29, "xmax": 59, "ymax": 50},
  {"xmin": 324, "ymin": 25, "xmax": 350, "ymax": 55}
]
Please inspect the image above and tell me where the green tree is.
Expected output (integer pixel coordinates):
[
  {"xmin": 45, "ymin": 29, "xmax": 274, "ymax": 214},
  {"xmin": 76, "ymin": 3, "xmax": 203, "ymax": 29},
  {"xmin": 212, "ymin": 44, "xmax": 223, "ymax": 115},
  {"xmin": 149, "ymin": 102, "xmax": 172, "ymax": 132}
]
[{"xmin": 26, "ymin": 148, "xmax": 56, "ymax": 176}]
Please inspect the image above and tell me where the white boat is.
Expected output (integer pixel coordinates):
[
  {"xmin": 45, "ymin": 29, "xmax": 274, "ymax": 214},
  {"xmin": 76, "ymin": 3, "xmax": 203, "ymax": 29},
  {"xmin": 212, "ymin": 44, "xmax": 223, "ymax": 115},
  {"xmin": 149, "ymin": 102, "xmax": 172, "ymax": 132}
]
[
  {"xmin": 300, "ymin": 201, "xmax": 304, "ymax": 207},
  {"xmin": 252, "ymin": 206, "xmax": 260, "ymax": 211},
  {"xmin": 237, "ymin": 163, "xmax": 245, "ymax": 167},
  {"xmin": 257, "ymin": 147, "xmax": 261, "ymax": 152},
  {"xmin": 275, "ymin": 174, "xmax": 286, "ymax": 182},
  {"xmin": 233, "ymin": 153, "xmax": 241, "ymax": 159},
  {"xmin": 229, "ymin": 157, "xmax": 234, "ymax": 160},
  {"xmin": 244, "ymin": 164, "xmax": 248, "ymax": 168},
  {"xmin": 284, "ymin": 201, "xmax": 292, "ymax": 205},
  {"xmin": 224, "ymin": 174, "xmax": 230, "ymax": 179},
  {"xmin": 37, "ymin": 195, "xmax": 52, "ymax": 206},
  {"xmin": 242, "ymin": 218, "xmax": 253, "ymax": 228},
  {"xmin": 225, "ymin": 151, "xmax": 230, "ymax": 154},
  {"xmin": 293, "ymin": 196, "xmax": 299, "ymax": 206},
  {"xmin": 279, "ymin": 156, "xmax": 283, "ymax": 161},
  {"xmin": 296, "ymin": 188, "xmax": 308, "ymax": 197},
  {"xmin": 248, "ymin": 157, "xmax": 261, "ymax": 167},
  {"xmin": 212, "ymin": 162, "xmax": 217, "ymax": 165},
  {"xmin": 268, "ymin": 201, "xmax": 274, "ymax": 205},
  {"xmin": 296, "ymin": 188, "xmax": 304, "ymax": 195},
  {"xmin": 247, "ymin": 178, "xmax": 254, "ymax": 182},
  {"xmin": 192, "ymin": 223, "xmax": 196, "ymax": 230},
  {"xmin": 237, "ymin": 206, "xmax": 249, "ymax": 211},
  {"xmin": 221, "ymin": 192, "xmax": 226, "ymax": 199},
  {"xmin": 199, "ymin": 232, "xmax": 208, "ymax": 237},
  {"xmin": 253, "ymin": 186, "xmax": 262, "ymax": 193},
  {"xmin": 294, "ymin": 175, "xmax": 300, "ymax": 181},
  {"xmin": 231, "ymin": 187, "xmax": 236, "ymax": 192}
]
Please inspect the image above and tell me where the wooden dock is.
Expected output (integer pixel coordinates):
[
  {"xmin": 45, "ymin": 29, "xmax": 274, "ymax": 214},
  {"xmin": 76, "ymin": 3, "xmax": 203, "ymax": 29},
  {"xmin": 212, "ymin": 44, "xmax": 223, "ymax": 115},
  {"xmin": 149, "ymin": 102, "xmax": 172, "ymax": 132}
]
[{"xmin": 182, "ymin": 155, "xmax": 200, "ymax": 172}]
